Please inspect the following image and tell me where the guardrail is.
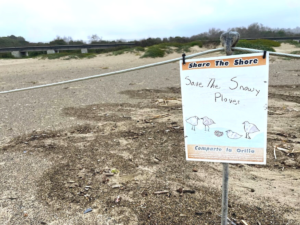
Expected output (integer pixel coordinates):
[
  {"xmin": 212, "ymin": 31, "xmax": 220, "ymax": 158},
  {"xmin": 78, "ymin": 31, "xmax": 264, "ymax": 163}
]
[
  {"xmin": 0, "ymin": 43, "xmax": 136, "ymax": 53},
  {"xmin": 0, "ymin": 47, "xmax": 299, "ymax": 94}
]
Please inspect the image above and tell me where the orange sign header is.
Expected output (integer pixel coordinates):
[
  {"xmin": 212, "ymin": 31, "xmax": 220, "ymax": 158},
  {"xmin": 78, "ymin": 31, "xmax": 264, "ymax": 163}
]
[{"xmin": 182, "ymin": 56, "xmax": 266, "ymax": 70}]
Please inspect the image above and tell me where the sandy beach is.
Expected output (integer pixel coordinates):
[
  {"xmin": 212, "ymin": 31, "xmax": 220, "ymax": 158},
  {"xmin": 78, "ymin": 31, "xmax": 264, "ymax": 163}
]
[{"xmin": 0, "ymin": 44, "xmax": 300, "ymax": 224}]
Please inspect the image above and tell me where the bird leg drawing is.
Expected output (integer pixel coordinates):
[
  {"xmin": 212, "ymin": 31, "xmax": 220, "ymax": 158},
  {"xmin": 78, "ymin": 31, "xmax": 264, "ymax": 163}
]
[
  {"xmin": 186, "ymin": 116, "xmax": 200, "ymax": 131},
  {"xmin": 243, "ymin": 121, "xmax": 259, "ymax": 139},
  {"xmin": 201, "ymin": 116, "xmax": 215, "ymax": 131}
]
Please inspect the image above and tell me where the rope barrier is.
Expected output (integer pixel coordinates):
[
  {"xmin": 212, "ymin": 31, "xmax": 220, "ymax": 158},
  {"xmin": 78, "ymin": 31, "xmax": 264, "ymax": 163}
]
[{"xmin": 0, "ymin": 47, "xmax": 299, "ymax": 95}]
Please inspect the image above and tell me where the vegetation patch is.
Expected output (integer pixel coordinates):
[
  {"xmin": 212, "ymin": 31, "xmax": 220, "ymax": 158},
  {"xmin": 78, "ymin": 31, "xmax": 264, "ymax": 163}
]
[
  {"xmin": 244, "ymin": 39, "xmax": 281, "ymax": 47},
  {"xmin": 40, "ymin": 52, "xmax": 96, "ymax": 60},
  {"xmin": 0, "ymin": 52, "xmax": 17, "ymax": 59},
  {"xmin": 291, "ymin": 50, "xmax": 300, "ymax": 54},
  {"xmin": 282, "ymin": 40, "xmax": 300, "ymax": 48},
  {"xmin": 141, "ymin": 41, "xmax": 203, "ymax": 58},
  {"xmin": 236, "ymin": 40, "xmax": 276, "ymax": 52},
  {"xmin": 141, "ymin": 46, "xmax": 165, "ymax": 58}
]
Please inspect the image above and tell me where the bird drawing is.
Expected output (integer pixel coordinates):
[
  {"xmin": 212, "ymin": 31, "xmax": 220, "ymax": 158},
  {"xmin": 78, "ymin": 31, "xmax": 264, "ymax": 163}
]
[
  {"xmin": 243, "ymin": 121, "xmax": 260, "ymax": 139},
  {"xmin": 201, "ymin": 116, "xmax": 215, "ymax": 131},
  {"xmin": 226, "ymin": 130, "xmax": 242, "ymax": 139},
  {"xmin": 186, "ymin": 116, "xmax": 200, "ymax": 131}
]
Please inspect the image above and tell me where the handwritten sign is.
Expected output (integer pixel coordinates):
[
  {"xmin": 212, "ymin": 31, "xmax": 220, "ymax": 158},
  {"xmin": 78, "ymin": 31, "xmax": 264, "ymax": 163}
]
[{"xmin": 180, "ymin": 53, "xmax": 269, "ymax": 164}]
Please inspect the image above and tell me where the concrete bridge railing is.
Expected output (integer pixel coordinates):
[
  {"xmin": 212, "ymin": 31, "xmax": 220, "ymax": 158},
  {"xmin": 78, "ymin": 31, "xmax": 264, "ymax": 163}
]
[{"xmin": 0, "ymin": 43, "xmax": 136, "ymax": 58}]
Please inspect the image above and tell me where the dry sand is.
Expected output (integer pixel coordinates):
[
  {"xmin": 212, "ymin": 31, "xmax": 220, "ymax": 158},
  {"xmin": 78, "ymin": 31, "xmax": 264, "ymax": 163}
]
[{"xmin": 0, "ymin": 44, "xmax": 300, "ymax": 224}]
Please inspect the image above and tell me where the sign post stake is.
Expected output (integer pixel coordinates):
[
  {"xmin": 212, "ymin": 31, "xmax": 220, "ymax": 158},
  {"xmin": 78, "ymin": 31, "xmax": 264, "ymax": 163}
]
[{"xmin": 221, "ymin": 163, "xmax": 229, "ymax": 225}]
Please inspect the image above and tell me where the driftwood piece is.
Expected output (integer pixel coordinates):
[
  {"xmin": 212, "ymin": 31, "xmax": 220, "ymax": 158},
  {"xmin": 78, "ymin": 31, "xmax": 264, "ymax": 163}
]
[
  {"xmin": 241, "ymin": 220, "xmax": 249, "ymax": 225},
  {"xmin": 176, "ymin": 188, "xmax": 196, "ymax": 195},
  {"xmin": 103, "ymin": 173, "xmax": 114, "ymax": 176},
  {"xmin": 153, "ymin": 190, "xmax": 169, "ymax": 195}
]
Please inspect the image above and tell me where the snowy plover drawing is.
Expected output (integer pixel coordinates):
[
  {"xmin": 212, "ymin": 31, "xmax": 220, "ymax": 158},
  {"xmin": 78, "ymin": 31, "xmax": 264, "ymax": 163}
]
[
  {"xmin": 186, "ymin": 116, "xmax": 200, "ymax": 131},
  {"xmin": 201, "ymin": 116, "xmax": 215, "ymax": 131},
  {"xmin": 243, "ymin": 121, "xmax": 260, "ymax": 139},
  {"xmin": 226, "ymin": 130, "xmax": 242, "ymax": 139}
]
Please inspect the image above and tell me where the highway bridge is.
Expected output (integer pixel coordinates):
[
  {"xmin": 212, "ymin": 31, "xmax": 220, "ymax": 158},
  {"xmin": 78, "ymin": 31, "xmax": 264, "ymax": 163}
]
[
  {"xmin": 1, "ymin": 37, "xmax": 300, "ymax": 58},
  {"xmin": 243, "ymin": 36, "xmax": 300, "ymax": 41},
  {"xmin": 0, "ymin": 43, "xmax": 136, "ymax": 58}
]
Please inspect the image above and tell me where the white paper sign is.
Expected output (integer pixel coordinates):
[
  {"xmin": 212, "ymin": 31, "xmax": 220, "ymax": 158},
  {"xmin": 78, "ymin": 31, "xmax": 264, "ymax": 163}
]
[{"xmin": 180, "ymin": 53, "xmax": 269, "ymax": 164}]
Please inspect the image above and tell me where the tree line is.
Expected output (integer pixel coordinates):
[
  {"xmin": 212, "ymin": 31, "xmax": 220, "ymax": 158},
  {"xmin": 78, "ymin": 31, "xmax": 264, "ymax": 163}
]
[{"xmin": 1, "ymin": 23, "xmax": 300, "ymax": 48}]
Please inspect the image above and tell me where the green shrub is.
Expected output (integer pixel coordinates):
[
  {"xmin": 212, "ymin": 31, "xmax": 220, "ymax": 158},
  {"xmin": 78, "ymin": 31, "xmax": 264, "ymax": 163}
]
[
  {"xmin": 135, "ymin": 46, "xmax": 145, "ymax": 51},
  {"xmin": 186, "ymin": 40, "xmax": 203, "ymax": 48},
  {"xmin": 140, "ymin": 40, "xmax": 203, "ymax": 58},
  {"xmin": 142, "ymin": 46, "xmax": 165, "ymax": 58},
  {"xmin": 176, "ymin": 45, "xmax": 191, "ymax": 53},
  {"xmin": 0, "ymin": 53, "xmax": 15, "ymax": 59},
  {"xmin": 28, "ymin": 51, "xmax": 45, "ymax": 57},
  {"xmin": 236, "ymin": 40, "xmax": 275, "ymax": 52},
  {"xmin": 40, "ymin": 52, "xmax": 96, "ymax": 60},
  {"xmin": 243, "ymin": 39, "xmax": 280, "ymax": 47}
]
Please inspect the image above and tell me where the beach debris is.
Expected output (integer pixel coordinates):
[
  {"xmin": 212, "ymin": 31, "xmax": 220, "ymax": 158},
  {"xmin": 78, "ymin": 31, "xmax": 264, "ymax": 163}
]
[
  {"xmin": 176, "ymin": 188, "xmax": 195, "ymax": 195},
  {"xmin": 227, "ymin": 217, "xmax": 237, "ymax": 225},
  {"xmin": 84, "ymin": 208, "xmax": 92, "ymax": 214},
  {"xmin": 77, "ymin": 169, "xmax": 85, "ymax": 178},
  {"xmin": 24, "ymin": 211, "xmax": 28, "ymax": 217},
  {"xmin": 284, "ymin": 159, "xmax": 297, "ymax": 167},
  {"xmin": 192, "ymin": 168, "xmax": 198, "ymax": 172},
  {"xmin": 103, "ymin": 173, "xmax": 114, "ymax": 176},
  {"xmin": 180, "ymin": 214, "xmax": 187, "ymax": 217},
  {"xmin": 195, "ymin": 211, "xmax": 204, "ymax": 216},
  {"xmin": 68, "ymin": 182, "xmax": 79, "ymax": 188},
  {"xmin": 153, "ymin": 190, "xmax": 169, "ymax": 195},
  {"xmin": 85, "ymin": 186, "xmax": 92, "ymax": 191},
  {"xmin": 154, "ymin": 155, "xmax": 161, "ymax": 161},
  {"xmin": 243, "ymin": 121, "xmax": 259, "ymax": 139},
  {"xmin": 241, "ymin": 220, "xmax": 249, "ymax": 225},
  {"xmin": 115, "ymin": 196, "xmax": 122, "ymax": 203},
  {"xmin": 112, "ymin": 185, "xmax": 122, "ymax": 189},
  {"xmin": 201, "ymin": 116, "xmax": 215, "ymax": 131},
  {"xmin": 141, "ymin": 190, "xmax": 148, "ymax": 197},
  {"xmin": 186, "ymin": 116, "xmax": 200, "ymax": 131},
  {"xmin": 155, "ymin": 99, "xmax": 168, "ymax": 105},
  {"xmin": 238, "ymin": 185, "xmax": 255, "ymax": 192},
  {"xmin": 214, "ymin": 130, "xmax": 223, "ymax": 137},
  {"xmin": 102, "ymin": 175, "xmax": 110, "ymax": 184},
  {"xmin": 111, "ymin": 168, "xmax": 119, "ymax": 174}
]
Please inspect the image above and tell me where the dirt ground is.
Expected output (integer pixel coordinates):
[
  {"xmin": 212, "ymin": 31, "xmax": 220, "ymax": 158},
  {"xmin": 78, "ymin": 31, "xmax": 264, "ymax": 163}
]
[{"xmin": 0, "ymin": 45, "xmax": 300, "ymax": 225}]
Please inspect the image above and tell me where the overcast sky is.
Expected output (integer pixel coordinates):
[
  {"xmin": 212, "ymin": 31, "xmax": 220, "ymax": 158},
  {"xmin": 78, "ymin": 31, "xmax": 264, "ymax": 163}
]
[{"xmin": 1, "ymin": 0, "xmax": 299, "ymax": 43}]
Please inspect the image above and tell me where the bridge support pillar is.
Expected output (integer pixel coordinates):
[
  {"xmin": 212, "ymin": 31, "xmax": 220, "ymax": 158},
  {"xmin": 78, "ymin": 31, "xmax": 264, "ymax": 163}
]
[
  {"xmin": 47, "ymin": 50, "xmax": 56, "ymax": 54},
  {"xmin": 11, "ymin": 51, "xmax": 28, "ymax": 58},
  {"xmin": 81, "ymin": 48, "xmax": 88, "ymax": 53}
]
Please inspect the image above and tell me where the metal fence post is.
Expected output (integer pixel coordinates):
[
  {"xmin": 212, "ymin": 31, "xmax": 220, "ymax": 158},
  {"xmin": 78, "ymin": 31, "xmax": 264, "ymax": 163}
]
[
  {"xmin": 220, "ymin": 31, "xmax": 240, "ymax": 225},
  {"xmin": 221, "ymin": 163, "xmax": 229, "ymax": 225}
]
